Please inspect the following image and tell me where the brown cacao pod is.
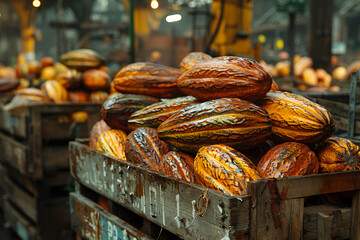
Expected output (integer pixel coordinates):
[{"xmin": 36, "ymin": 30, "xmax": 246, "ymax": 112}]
[
  {"xmin": 315, "ymin": 137, "xmax": 360, "ymax": 173},
  {"xmin": 113, "ymin": 62, "xmax": 184, "ymax": 98},
  {"xmin": 97, "ymin": 129, "xmax": 127, "ymax": 161},
  {"xmin": 82, "ymin": 69, "xmax": 111, "ymax": 91},
  {"xmin": 56, "ymin": 69, "xmax": 82, "ymax": 90},
  {"xmin": 158, "ymin": 98, "xmax": 271, "ymax": 153},
  {"xmin": 243, "ymin": 140, "xmax": 275, "ymax": 166},
  {"xmin": 0, "ymin": 78, "xmax": 20, "ymax": 92},
  {"xmin": 68, "ymin": 90, "xmax": 90, "ymax": 103},
  {"xmin": 257, "ymin": 142, "xmax": 319, "ymax": 178},
  {"xmin": 177, "ymin": 56, "xmax": 272, "ymax": 102},
  {"xmin": 17, "ymin": 88, "xmax": 53, "ymax": 103},
  {"xmin": 89, "ymin": 91, "xmax": 109, "ymax": 103},
  {"xmin": 258, "ymin": 91, "xmax": 335, "ymax": 144},
  {"xmin": 41, "ymin": 80, "xmax": 68, "ymax": 103},
  {"xmin": 160, "ymin": 151, "xmax": 195, "ymax": 182},
  {"xmin": 179, "ymin": 52, "xmax": 212, "ymax": 71},
  {"xmin": 194, "ymin": 144, "xmax": 262, "ymax": 196},
  {"xmin": 59, "ymin": 49, "xmax": 106, "ymax": 71},
  {"xmin": 89, "ymin": 120, "xmax": 111, "ymax": 149},
  {"xmin": 128, "ymin": 96, "xmax": 199, "ymax": 130},
  {"xmin": 125, "ymin": 127, "xmax": 169, "ymax": 170},
  {"xmin": 101, "ymin": 94, "xmax": 159, "ymax": 132}
]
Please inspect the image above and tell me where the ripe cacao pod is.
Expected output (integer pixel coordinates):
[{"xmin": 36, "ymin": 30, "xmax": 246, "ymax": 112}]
[
  {"xmin": 89, "ymin": 91, "xmax": 109, "ymax": 103},
  {"xmin": 82, "ymin": 69, "xmax": 111, "ymax": 91},
  {"xmin": 0, "ymin": 78, "xmax": 20, "ymax": 92},
  {"xmin": 56, "ymin": 69, "xmax": 82, "ymax": 90},
  {"xmin": 315, "ymin": 137, "xmax": 360, "ymax": 173},
  {"xmin": 177, "ymin": 56, "xmax": 272, "ymax": 102},
  {"xmin": 194, "ymin": 144, "xmax": 262, "ymax": 196},
  {"xmin": 258, "ymin": 91, "xmax": 335, "ymax": 144},
  {"xmin": 180, "ymin": 52, "xmax": 212, "ymax": 71},
  {"xmin": 101, "ymin": 94, "xmax": 159, "ymax": 132},
  {"xmin": 97, "ymin": 129, "xmax": 127, "ymax": 161},
  {"xmin": 160, "ymin": 151, "xmax": 195, "ymax": 182},
  {"xmin": 257, "ymin": 142, "xmax": 319, "ymax": 178},
  {"xmin": 158, "ymin": 98, "xmax": 271, "ymax": 153},
  {"xmin": 59, "ymin": 49, "xmax": 106, "ymax": 71},
  {"xmin": 41, "ymin": 80, "xmax": 68, "ymax": 103},
  {"xmin": 128, "ymin": 96, "xmax": 199, "ymax": 130},
  {"xmin": 270, "ymin": 79, "xmax": 280, "ymax": 92},
  {"xmin": 71, "ymin": 111, "xmax": 89, "ymax": 123},
  {"xmin": 125, "ymin": 127, "xmax": 169, "ymax": 170},
  {"xmin": 17, "ymin": 88, "xmax": 53, "ymax": 102},
  {"xmin": 89, "ymin": 120, "xmax": 111, "ymax": 149},
  {"xmin": 68, "ymin": 90, "xmax": 90, "ymax": 103},
  {"xmin": 113, "ymin": 62, "xmax": 184, "ymax": 98}
]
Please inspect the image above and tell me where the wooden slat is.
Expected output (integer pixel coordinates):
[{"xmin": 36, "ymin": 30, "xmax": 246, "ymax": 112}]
[
  {"xmin": 70, "ymin": 141, "xmax": 250, "ymax": 239},
  {"xmin": 351, "ymin": 190, "xmax": 360, "ymax": 240},
  {"xmin": 3, "ymin": 200, "xmax": 37, "ymax": 240},
  {"xmin": 247, "ymin": 171, "xmax": 360, "ymax": 200},
  {"xmin": 0, "ymin": 109, "xmax": 28, "ymax": 139},
  {"xmin": 0, "ymin": 131, "xmax": 28, "ymax": 175},
  {"xmin": 70, "ymin": 192, "xmax": 153, "ymax": 240},
  {"xmin": 317, "ymin": 209, "xmax": 351, "ymax": 240},
  {"xmin": 42, "ymin": 145, "xmax": 70, "ymax": 170},
  {"xmin": 3, "ymin": 177, "xmax": 37, "ymax": 222}
]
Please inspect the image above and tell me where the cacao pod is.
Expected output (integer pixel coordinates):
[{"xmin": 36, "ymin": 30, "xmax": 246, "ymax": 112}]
[
  {"xmin": 158, "ymin": 98, "xmax": 271, "ymax": 153},
  {"xmin": 0, "ymin": 78, "xmax": 20, "ymax": 92},
  {"xmin": 82, "ymin": 69, "xmax": 111, "ymax": 91},
  {"xmin": 180, "ymin": 52, "xmax": 212, "ymax": 71},
  {"xmin": 177, "ymin": 56, "xmax": 272, "ymax": 102},
  {"xmin": 41, "ymin": 80, "xmax": 68, "ymax": 103},
  {"xmin": 17, "ymin": 88, "xmax": 53, "ymax": 102},
  {"xmin": 56, "ymin": 69, "xmax": 82, "ymax": 90},
  {"xmin": 113, "ymin": 62, "xmax": 184, "ymax": 98},
  {"xmin": 160, "ymin": 151, "xmax": 195, "ymax": 182},
  {"xmin": 97, "ymin": 129, "xmax": 127, "ymax": 161},
  {"xmin": 257, "ymin": 142, "xmax": 319, "ymax": 178},
  {"xmin": 59, "ymin": 49, "xmax": 106, "ymax": 71},
  {"xmin": 315, "ymin": 137, "xmax": 360, "ymax": 173},
  {"xmin": 194, "ymin": 144, "xmax": 262, "ymax": 196},
  {"xmin": 128, "ymin": 96, "xmax": 199, "ymax": 130},
  {"xmin": 71, "ymin": 111, "xmax": 89, "ymax": 123},
  {"xmin": 68, "ymin": 90, "xmax": 90, "ymax": 103},
  {"xmin": 89, "ymin": 91, "xmax": 109, "ymax": 103},
  {"xmin": 89, "ymin": 120, "xmax": 111, "ymax": 149},
  {"xmin": 101, "ymin": 94, "xmax": 159, "ymax": 132},
  {"xmin": 125, "ymin": 127, "xmax": 169, "ymax": 170},
  {"xmin": 258, "ymin": 91, "xmax": 335, "ymax": 144}
]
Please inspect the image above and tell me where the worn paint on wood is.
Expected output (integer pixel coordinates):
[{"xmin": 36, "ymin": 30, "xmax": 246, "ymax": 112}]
[
  {"xmin": 70, "ymin": 141, "xmax": 250, "ymax": 240},
  {"xmin": 70, "ymin": 192, "xmax": 153, "ymax": 240}
]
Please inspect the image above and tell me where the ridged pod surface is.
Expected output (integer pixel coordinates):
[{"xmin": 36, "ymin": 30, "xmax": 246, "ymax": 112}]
[
  {"xmin": 59, "ymin": 49, "xmax": 105, "ymax": 71},
  {"xmin": 180, "ymin": 52, "xmax": 212, "ymax": 71},
  {"xmin": 82, "ymin": 69, "xmax": 110, "ymax": 91},
  {"xmin": 177, "ymin": 56, "xmax": 272, "ymax": 102},
  {"xmin": 97, "ymin": 129, "xmax": 127, "ymax": 161},
  {"xmin": 101, "ymin": 94, "xmax": 159, "ymax": 132},
  {"xmin": 89, "ymin": 120, "xmax": 111, "ymax": 149},
  {"xmin": 258, "ymin": 91, "xmax": 335, "ymax": 144},
  {"xmin": 257, "ymin": 142, "xmax": 319, "ymax": 178},
  {"xmin": 41, "ymin": 80, "xmax": 68, "ymax": 103},
  {"xmin": 128, "ymin": 96, "xmax": 199, "ymax": 130},
  {"xmin": 158, "ymin": 98, "xmax": 272, "ymax": 153},
  {"xmin": 194, "ymin": 144, "xmax": 262, "ymax": 196},
  {"xmin": 114, "ymin": 62, "xmax": 184, "ymax": 98},
  {"xmin": 125, "ymin": 127, "xmax": 169, "ymax": 171},
  {"xmin": 315, "ymin": 137, "xmax": 360, "ymax": 173},
  {"xmin": 161, "ymin": 151, "xmax": 195, "ymax": 182}
]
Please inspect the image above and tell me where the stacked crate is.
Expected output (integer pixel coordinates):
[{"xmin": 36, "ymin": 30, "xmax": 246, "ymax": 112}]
[{"xmin": 0, "ymin": 103, "xmax": 101, "ymax": 240}]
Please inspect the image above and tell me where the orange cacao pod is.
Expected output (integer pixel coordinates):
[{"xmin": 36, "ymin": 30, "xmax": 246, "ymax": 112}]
[
  {"xmin": 180, "ymin": 52, "xmax": 212, "ymax": 71},
  {"xmin": 194, "ymin": 144, "xmax": 262, "ymax": 196},
  {"xmin": 315, "ymin": 137, "xmax": 360, "ymax": 173},
  {"xmin": 60, "ymin": 49, "xmax": 106, "ymax": 71},
  {"xmin": 97, "ymin": 129, "xmax": 127, "ymax": 161},
  {"xmin": 41, "ymin": 80, "xmax": 68, "ymax": 103},
  {"xmin": 128, "ymin": 96, "xmax": 199, "ymax": 130},
  {"xmin": 160, "ymin": 151, "xmax": 195, "ymax": 182},
  {"xmin": 89, "ymin": 120, "xmax": 111, "ymax": 149},
  {"xmin": 68, "ymin": 90, "xmax": 90, "ymax": 103},
  {"xmin": 125, "ymin": 127, "xmax": 169, "ymax": 171},
  {"xmin": 82, "ymin": 69, "xmax": 111, "ymax": 91},
  {"xmin": 89, "ymin": 91, "xmax": 109, "ymax": 103},
  {"xmin": 258, "ymin": 91, "xmax": 335, "ymax": 144},
  {"xmin": 113, "ymin": 62, "xmax": 184, "ymax": 98},
  {"xmin": 158, "ymin": 98, "xmax": 271, "ymax": 153},
  {"xmin": 257, "ymin": 142, "xmax": 319, "ymax": 178},
  {"xmin": 56, "ymin": 69, "xmax": 82, "ymax": 90},
  {"xmin": 177, "ymin": 56, "xmax": 272, "ymax": 102}
]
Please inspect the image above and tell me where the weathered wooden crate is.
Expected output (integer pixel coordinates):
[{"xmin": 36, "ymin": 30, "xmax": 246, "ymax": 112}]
[
  {"xmin": 70, "ymin": 140, "xmax": 360, "ymax": 240},
  {"xmin": 0, "ymin": 102, "xmax": 101, "ymax": 180}
]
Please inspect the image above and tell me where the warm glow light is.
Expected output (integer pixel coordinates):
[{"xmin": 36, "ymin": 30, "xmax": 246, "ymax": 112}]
[
  {"xmin": 166, "ymin": 14, "xmax": 182, "ymax": 23},
  {"xmin": 32, "ymin": 0, "xmax": 41, "ymax": 7},
  {"xmin": 150, "ymin": 0, "xmax": 159, "ymax": 9}
]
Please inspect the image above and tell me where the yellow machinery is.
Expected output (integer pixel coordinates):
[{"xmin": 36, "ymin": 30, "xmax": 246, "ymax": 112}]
[{"xmin": 209, "ymin": 0, "xmax": 261, "ymax": 60}]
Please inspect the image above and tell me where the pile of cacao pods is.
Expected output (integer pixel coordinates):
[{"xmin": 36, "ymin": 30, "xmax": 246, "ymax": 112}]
[{"xmin": 89, "ymin": 52, "xmax": 360, "ymax": 196}]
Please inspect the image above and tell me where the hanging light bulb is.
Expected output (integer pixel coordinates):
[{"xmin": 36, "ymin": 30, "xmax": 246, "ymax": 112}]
[
  {"xmin": 150, "ymin": 0, "xmax": 159, "ymax": 9},
  {"xmin": 32, "ymin": 0, "xmax": 41, "ymax": 7}
]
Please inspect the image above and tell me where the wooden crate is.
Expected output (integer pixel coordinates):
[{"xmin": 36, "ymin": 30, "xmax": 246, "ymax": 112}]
[
  {"xmin": 69, "ymin": 140, "xmax": 360, "ymax": 240},
  {"xmin": 0, "ymin": 102, "xmax": 101, "ymax": 180}
]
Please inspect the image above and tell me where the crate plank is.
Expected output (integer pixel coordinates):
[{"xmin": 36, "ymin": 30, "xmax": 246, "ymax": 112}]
[
  {"xmin": 317, "ymin": 209, "xmax": 351, "ymax": 240},
  {"xmin": 3, "ymin": 200, "xmax": 37, "ymax": 240},
  {"xmin": 70, "ymin": 192, "xmax": 153, "ymax": 240},
  {"xmin": 70, "ymin": 141, "xmax": 250, "ymax": 240},
  {"xmin": 0, "ymin": 109, "xmax": 27, "ymax": 138},
  {"xmin": 351, "ymin": 190, "xmax": 360, "ymax": 239},
  {"xmin": 42, "ymin": 145, "xmax": 70, "ymax": 170},
  {"xmin": 3, "ymin": 177, "xmax": 37, "ymax": 222}
]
